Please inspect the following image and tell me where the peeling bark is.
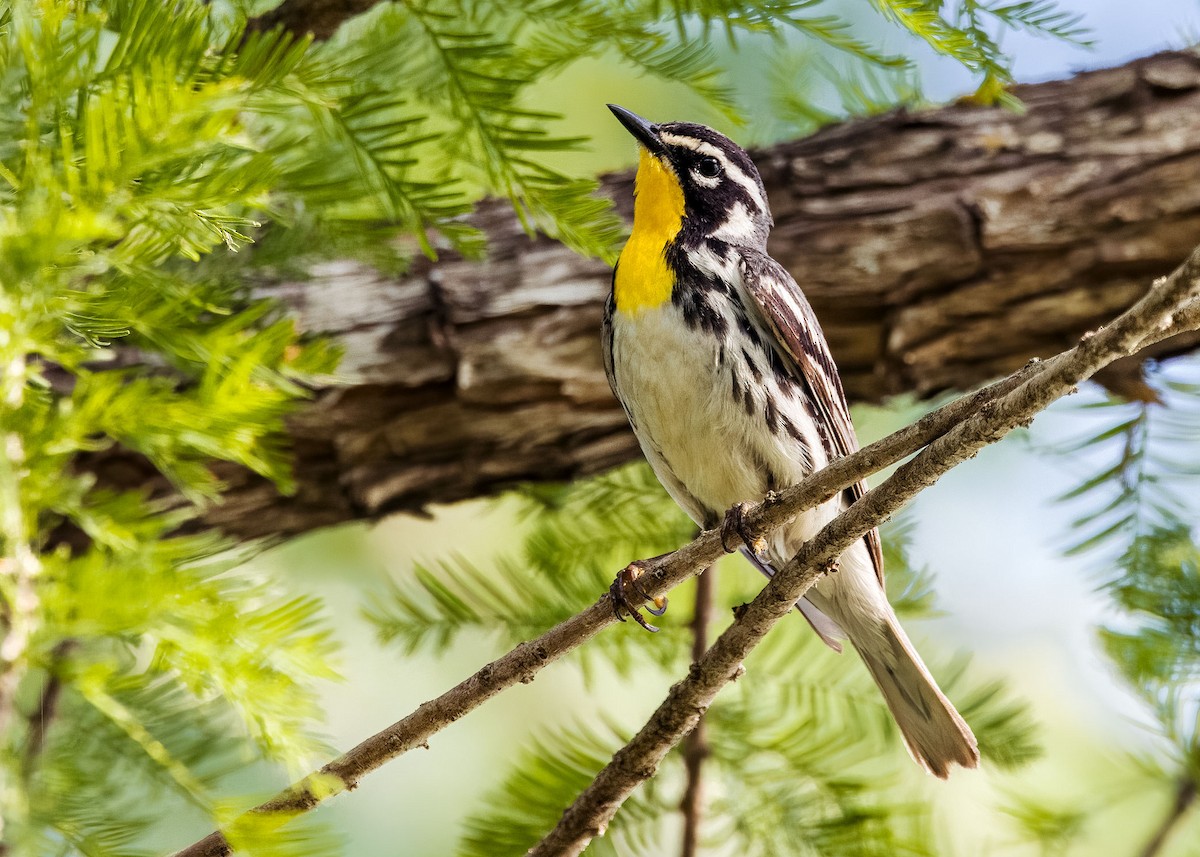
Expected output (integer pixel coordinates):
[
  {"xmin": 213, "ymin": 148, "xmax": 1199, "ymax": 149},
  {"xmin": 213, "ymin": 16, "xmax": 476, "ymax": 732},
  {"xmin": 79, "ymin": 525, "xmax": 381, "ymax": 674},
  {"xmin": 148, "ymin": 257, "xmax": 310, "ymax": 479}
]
[{"xmin": 91, "ymin": 51, "xmax": 1200, "ymax": 539}]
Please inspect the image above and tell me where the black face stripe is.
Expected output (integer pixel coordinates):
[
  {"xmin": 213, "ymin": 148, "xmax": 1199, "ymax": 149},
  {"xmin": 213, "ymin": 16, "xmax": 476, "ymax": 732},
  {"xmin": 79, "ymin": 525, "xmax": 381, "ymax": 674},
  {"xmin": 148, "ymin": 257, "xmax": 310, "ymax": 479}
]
[
  {"xmin": 658, "ymin": 122, "xmax": 761, "ymax": 187},
  {"xmin": 653, "ymin": 121, "xmax": 772, "ymax": 247},
  {"xmin": 665, "ymin": 243, "xmax": 731, "ymax": 337},
  {"xmin": 677, "ymin": 182, "xmax": 765, "ymax": 246}
]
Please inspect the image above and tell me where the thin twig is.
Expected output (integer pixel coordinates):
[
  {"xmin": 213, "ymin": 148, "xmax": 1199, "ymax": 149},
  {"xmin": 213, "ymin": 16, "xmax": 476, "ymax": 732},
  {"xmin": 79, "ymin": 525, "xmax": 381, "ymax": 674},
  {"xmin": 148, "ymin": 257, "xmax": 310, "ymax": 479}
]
[
  {"xmin": 22, "ymin": 640, "xmax": 76, "ymax": 773},
  {"xmin": 23, "ymin": 673, "xmax": 61, "ymax": 765},
  {"xmin": 526, "ymin": 248, "xmax": 1200, "ymax": 857},
  {"xmin": 680, "ymin": 566, "xmax": 714, "ymax": 857},
  {"xmin": 1139, "ymin": 776, "xmax": 1197, "ymax": 857},
  {"xmin": 168, "ymin": 251, "xmax": 1200, "ymax": 857}
]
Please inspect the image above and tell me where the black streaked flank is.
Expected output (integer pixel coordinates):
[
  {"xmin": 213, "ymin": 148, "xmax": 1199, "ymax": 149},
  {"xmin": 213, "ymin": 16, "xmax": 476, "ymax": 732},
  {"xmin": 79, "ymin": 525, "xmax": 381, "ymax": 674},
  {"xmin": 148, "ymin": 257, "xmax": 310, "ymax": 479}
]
[
  {"xmin": 742, "ymin": 348, "xmax": 762, "ymax": 382},
  {"xmin": 782, "ymin": 415, "xmax": 804, "ymax": 443},
  {"xmin": 764, "ymin": 396, "xmax": 780, "ymax": 435},
  {"xmin": 730, "ymin": 369, "xmax": 744, "ymax": 404},
  {"xmin": 673, "ymin": 288, "xmax": 726, "ymax": 337}
]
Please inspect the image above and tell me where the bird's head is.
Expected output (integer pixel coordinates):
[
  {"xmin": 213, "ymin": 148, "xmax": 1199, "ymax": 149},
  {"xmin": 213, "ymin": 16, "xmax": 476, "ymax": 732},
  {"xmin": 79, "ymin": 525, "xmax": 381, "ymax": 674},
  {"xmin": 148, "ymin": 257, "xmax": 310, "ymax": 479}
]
[{"xmin": 608, "ymin": 104, "xmax": 772, "ymax": 249}]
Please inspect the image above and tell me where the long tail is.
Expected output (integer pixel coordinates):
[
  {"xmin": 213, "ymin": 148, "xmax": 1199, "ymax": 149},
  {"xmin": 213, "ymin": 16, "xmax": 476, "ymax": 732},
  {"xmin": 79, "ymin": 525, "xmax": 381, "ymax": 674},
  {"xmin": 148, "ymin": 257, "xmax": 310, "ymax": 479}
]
[
  {"xmin": 857, "ymin": 617, "xmax": 979, "ymax": 778},
  {"xmin": 743, "ymin": 546, "xmax": 978, "ymax": 776}
]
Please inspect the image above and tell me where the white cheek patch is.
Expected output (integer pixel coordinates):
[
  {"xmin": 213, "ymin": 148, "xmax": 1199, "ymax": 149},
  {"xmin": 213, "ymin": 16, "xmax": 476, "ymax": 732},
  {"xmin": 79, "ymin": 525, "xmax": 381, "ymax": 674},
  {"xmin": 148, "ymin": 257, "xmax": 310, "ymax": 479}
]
[{"xmin": 712, "ymin": 201, "xmax": 759, "ymax": 243}]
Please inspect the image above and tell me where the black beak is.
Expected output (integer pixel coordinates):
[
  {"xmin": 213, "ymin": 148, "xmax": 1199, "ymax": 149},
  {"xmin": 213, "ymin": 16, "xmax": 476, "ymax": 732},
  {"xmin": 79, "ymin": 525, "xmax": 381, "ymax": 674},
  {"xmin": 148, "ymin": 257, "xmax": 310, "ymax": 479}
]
[{"xmin": 607, "ymin": 104, "xmax": 663, "ymax": 154}]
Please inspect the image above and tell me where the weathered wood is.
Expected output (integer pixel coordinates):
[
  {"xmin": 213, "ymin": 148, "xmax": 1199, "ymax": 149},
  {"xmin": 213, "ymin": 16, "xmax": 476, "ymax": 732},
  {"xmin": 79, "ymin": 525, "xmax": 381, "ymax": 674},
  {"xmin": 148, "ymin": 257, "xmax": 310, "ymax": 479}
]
[{"xmin": 92, "ymin": 51, "xmax": 1200, "ymax": 540}]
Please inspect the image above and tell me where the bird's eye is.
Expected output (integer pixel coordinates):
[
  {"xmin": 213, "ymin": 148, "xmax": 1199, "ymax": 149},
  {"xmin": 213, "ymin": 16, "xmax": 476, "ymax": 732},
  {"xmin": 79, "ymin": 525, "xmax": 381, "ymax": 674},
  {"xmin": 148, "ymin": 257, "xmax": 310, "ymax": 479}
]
[{"xmin": 696, "ymin": 157, "xmax": 722, "ymax": 179}]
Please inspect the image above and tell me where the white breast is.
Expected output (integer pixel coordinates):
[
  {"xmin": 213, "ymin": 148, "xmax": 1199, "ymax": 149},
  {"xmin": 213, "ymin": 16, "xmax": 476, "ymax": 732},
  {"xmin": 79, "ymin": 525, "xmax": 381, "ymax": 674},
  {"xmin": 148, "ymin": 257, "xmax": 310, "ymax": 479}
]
[{"xmin": 608, "ymin": 302, "xmax": 826, "ymax": 528}]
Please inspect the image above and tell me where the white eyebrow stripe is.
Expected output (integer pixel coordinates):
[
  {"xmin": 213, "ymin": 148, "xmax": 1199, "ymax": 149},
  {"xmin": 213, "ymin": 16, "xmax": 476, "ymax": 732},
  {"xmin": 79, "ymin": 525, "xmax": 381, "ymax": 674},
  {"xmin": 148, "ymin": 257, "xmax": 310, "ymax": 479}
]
[
  {"xmin": 660, "ymin": 131, "xmax": 705, "ymax": 152},
  {"xmin": 659, "ymin": 131, "xmax": 766, "ymax": 210}
]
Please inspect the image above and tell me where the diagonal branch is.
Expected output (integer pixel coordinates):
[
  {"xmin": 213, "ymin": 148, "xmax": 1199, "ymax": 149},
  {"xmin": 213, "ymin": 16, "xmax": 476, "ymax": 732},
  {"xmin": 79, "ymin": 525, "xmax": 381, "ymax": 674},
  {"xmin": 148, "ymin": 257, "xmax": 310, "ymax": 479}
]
[
  {"xmin": 527, "ymin": 247, "xmax": 1200, "ymax": 856},
  {"xmin": 1139, "ymin": 775, "xmax": 1198, "ymax": 857},
  {"xmin": 167, "ymin": 249, "xmax": 1200, "ymax": 857}
]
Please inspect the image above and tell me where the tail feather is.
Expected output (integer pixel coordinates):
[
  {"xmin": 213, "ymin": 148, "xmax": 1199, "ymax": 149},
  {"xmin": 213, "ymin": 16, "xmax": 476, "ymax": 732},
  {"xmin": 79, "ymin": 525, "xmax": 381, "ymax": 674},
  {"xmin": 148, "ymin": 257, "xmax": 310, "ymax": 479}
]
[
  {"xmin": 858, "ymin": 620, "xmax": 979, "ymax": 778},
  {"xmin": 740, "ymin": 547, "xmax": 846, "ymax": 652}
]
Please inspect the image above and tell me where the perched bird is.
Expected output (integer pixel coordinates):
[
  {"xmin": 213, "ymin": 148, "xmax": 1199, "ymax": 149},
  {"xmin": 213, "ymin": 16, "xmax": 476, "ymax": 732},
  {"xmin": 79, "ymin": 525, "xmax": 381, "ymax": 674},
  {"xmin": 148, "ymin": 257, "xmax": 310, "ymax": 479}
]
[{"xmin": 602, "ymin": 104, "xmax": 979, "ymax": 778}]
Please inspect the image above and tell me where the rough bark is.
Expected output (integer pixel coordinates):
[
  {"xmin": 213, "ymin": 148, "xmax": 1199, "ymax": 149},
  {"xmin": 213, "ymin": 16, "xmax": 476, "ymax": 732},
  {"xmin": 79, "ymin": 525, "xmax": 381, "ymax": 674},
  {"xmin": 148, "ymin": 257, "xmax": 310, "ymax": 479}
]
[{"xmin": 91, "ymin": 51, "xmax": 1200, "ymax": 540}]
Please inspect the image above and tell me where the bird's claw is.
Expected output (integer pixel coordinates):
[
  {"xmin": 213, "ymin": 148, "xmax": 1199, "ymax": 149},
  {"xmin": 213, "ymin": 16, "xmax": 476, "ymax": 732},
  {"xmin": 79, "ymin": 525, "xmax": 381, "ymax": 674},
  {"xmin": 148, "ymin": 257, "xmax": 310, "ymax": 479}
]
[
  {"xmin": 609, "ymin": 562, "xmax": 668, "ymax": 633},
  {"xmin": 720, "ymin": 502, "xmax": 765, "ymax": 555}
]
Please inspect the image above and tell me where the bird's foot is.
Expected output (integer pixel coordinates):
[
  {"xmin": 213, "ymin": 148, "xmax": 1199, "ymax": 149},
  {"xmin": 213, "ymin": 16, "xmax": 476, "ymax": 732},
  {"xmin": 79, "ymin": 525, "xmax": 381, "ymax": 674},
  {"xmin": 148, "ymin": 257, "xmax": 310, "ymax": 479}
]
[
  {"xmin": 720, "ymin": 502, "xmax": 765, "ymax": 555},
  {"xmin": 609, "ymin": 562, "xmax": 668, "ymax": 633}
]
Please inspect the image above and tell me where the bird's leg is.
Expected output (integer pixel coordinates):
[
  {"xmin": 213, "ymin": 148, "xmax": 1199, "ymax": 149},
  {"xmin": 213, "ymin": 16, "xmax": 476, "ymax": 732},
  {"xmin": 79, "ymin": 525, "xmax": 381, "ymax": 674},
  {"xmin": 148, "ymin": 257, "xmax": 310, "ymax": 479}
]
[
  {"xmin": 720, "ymin": 502, "xmax": 765, "ymax": 555},
  {"xmin": 610, "ymin": 558, "xmax": 669, "ymax": 633}
]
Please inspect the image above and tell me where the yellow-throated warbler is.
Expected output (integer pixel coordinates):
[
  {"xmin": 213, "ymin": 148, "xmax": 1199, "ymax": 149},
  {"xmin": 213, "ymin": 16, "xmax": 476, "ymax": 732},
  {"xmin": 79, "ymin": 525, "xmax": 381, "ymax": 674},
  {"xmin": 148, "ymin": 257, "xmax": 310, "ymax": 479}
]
[{"xmin": 603, "ymin": 104, "xmax": 979, "ymax": 778}]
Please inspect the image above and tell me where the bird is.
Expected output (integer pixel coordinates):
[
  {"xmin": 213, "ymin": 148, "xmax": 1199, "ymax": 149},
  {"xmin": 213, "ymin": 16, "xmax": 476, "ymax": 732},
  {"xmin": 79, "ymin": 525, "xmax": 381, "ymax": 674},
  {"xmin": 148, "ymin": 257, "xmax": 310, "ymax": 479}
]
[{"xmin": 601, "ymin": 104, "xmax": 979, "ymax": 778}]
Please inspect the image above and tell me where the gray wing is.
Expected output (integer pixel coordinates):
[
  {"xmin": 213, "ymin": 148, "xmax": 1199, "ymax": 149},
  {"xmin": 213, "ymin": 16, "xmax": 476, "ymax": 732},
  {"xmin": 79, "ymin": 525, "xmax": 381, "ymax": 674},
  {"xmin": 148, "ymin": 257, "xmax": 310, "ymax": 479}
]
[
  {"xmin": 737, "ymin": 249, "xmax": 885, "ymax": 586},
  {"xmin": 601, "ymin": 274, "xmax": 618, "ymax": 397}
]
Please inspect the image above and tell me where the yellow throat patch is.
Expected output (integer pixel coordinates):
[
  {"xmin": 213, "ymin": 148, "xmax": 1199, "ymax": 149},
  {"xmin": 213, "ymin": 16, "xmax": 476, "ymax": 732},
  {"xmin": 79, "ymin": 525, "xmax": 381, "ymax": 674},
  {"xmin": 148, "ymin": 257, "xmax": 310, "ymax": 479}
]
[{"xmin": 614, "ymin": 148, "xmax": 685, "ymax": 314}]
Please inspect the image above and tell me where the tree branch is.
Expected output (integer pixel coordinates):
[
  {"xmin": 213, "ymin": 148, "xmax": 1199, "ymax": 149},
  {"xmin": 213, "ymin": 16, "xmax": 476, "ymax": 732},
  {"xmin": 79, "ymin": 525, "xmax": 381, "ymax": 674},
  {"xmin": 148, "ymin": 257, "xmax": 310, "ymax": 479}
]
[
  {"xmin": 245, "ymin": 0, "xmax": 380, "ymax": 41},
  {"xmin": 527, "ymin": 246, "xmax": 1200, "ymax": 856},
  {"xmin": 0, "ymin": 354, "xmax": 43, "ymax": 738},
  {"xmin": 167, "ymin": 246, "xmax": 1200, "ymax": 857},
  {"xmin": 21, "ymin": 640, "xmax": 74, "ymax": 773},
  {"xmin": 1139, "ymin": 776, "xmax": 1197, "ymax": 857},
  {"xmin": 680, "ymin": 566, "xmax": 714, "ymax": 857},
  {"xmin": 83, "ymin": 51, "xmax": 1200, "ymax": 539}
]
